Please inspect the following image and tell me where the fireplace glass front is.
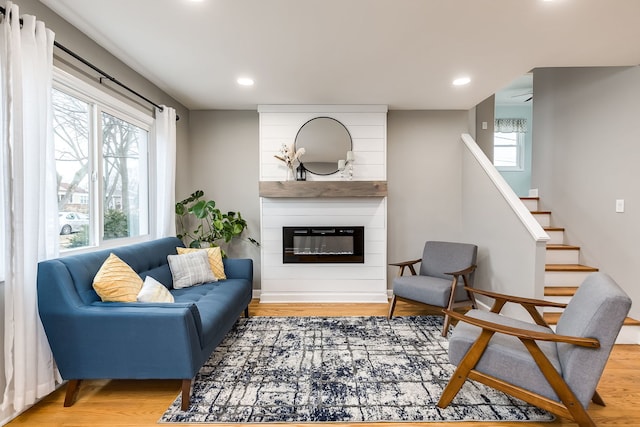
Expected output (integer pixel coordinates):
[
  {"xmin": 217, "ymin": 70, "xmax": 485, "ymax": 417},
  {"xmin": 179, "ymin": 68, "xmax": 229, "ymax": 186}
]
[{"xmin": 283, "ymin": 226, "xmax": 364, "ymax": 263}]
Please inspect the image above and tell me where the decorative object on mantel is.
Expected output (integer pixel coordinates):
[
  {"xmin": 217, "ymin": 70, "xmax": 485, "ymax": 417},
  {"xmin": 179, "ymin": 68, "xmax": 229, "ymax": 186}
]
[
  {"xmin": 160, "ymin": 316, "xmax": 554, "ymax": 424},
  {"xmin": 338, "ymin": 150, "xmax": 355, "ymax": 180},
  {"xmin": 275, "ymin": 143, "xmax": 305, "ymax": 181},
  {"xmin": 295, "ymin": 163, "xmax": 307, "ymax": 181},
  {"xmin": 175, "ymin": 190, "xmax": 259, "ymax": 254}
]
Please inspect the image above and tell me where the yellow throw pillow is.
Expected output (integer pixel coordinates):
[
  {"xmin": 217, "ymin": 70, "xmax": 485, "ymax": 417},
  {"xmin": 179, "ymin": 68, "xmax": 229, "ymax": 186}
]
[
  {"xmin": 93, "ymin": 253, "xmax": 143, "ymax": 302},
  {"xmin": 177, "ymin": 246, "xmax": 226, "ymax": 279}
]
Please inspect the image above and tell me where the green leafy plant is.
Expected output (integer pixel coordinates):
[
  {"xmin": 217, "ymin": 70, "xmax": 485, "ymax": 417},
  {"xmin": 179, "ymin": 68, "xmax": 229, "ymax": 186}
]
[
  {"xmin": 175, "ymin": 190, "xmax": 259, "ymax": 253},
  {"xmin": 67, "ymin": 225, "xmax": 89, "ymax": 248}
]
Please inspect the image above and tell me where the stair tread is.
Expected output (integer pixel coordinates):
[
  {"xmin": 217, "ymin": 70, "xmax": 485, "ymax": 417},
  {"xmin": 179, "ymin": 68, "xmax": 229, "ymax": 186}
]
[
  {"xmin": 545, "ymin": 286, "xmax": 578, "ymax": 297},
  {"xmin": 545, "ymin": 264, "xmax": 599, "ymax": 272},
  {"xmin": 546, "ymin": 244, "xmax": 580, "ymax": 250},
  {"xmin": 544, "ymin": 312, "xmax": 640, "ymax": 326}
]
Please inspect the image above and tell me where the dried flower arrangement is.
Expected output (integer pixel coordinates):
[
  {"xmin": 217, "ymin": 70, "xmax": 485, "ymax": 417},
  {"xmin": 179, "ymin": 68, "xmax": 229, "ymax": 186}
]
[{"xmin": 274, "ymin": 143, "xmax": 305, "ymax": 178}]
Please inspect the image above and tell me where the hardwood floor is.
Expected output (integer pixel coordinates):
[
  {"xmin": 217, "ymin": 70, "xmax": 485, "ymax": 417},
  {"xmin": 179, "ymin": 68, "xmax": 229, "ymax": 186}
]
[{"xmin": 8, "ymin": 300, "xmax": 640, "ymax": 426}]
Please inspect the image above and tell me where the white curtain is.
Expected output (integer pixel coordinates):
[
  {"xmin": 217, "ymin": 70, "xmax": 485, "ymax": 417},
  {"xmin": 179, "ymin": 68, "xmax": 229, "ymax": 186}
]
[
  {"xmin": 0, "ymin": 2, "xmax": 59, "ymax": 413},
  {"xmin": 494, "ymin": 118, "xmax": 527, "ymax": 133},
  {"xmin": 154, "ymin": 105, "xmax": 177, "ymax": 237}
]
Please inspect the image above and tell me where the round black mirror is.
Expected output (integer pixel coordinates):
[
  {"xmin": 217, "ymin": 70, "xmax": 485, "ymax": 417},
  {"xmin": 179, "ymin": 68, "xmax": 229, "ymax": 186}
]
[{"xmin": 294, "ymin": 117, "xmax": 352, "ymax": 175}]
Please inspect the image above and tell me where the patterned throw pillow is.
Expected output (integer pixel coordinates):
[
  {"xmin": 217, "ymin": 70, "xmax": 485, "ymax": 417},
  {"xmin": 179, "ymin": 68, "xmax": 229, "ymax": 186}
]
[
  {"xmin": 177, "ymin": 246, "xmax": 226, "ymax": 279},
  {"xmin": 167, "ymin": 250, "xmax": 217, "ymax": 289},
  {"xmin": 93, "ymin": 253, "xmax": 143, "ymax": 302},
  {"xmin": 137, "ymin": 276, "xmax": 174, "ymax": 303}
]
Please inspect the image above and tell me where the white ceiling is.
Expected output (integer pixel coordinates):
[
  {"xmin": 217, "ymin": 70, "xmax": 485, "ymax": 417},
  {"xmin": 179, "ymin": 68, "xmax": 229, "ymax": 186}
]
[{"xmin": 40, "ymin": 0, "xmax": 640, "ymax": 111}]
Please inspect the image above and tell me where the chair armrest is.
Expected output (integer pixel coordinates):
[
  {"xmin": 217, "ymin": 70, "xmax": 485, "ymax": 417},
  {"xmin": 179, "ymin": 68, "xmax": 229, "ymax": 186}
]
[
  {"xmin": 389, "ymin": 259, "xmax": 422, "ymax": 267},
  {"xmin": 444, "ymin": 309, "xmax": 600, "ymax": 348},
  {"xmin": 389, "ymin": 259, "xmax": 422, "ymax": 276},
  {"xmin": 465, "ymin": 286, "xmax": 567, "ymax": 309},
  {"xmin": 445, "ymin": 264, "xmax": 476, "ymax": 277}
]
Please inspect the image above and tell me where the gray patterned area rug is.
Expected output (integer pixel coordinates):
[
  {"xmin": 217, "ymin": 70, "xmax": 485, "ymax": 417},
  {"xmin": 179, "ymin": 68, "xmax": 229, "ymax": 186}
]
[{"xmin": 160, "ymin": 316, "xmax": 554, "ymax": 423}]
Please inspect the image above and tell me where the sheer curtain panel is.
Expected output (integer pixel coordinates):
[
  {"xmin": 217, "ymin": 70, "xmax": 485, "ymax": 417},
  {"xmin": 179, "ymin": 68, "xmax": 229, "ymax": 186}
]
[
  {"xmin": 0, "ymin": 1, "xmax": 59, "ymax": 415},
  {"xmin": 154, "ymin": 105, "xmax": 177, "ymax": 238}
]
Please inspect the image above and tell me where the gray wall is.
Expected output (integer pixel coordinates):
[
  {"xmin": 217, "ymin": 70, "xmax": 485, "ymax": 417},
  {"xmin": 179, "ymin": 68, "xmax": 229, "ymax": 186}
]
[
  {"xmin": 532, "ymin": 66, "xmax": 640, "ymax": 319},
  {"xmin": 188, "ymin": 111, "xmax": 262, "ymax": 287},
  {"xmin": 386, "ymin": 111, "xmax": 470, "ymax": 283},
  {"xmin": 474, "ymin": 95, "xmax": 495, "ymax": 160}
]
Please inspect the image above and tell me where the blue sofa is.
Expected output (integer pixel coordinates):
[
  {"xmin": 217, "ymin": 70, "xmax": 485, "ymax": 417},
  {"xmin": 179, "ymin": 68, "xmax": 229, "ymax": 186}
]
[{"xmin": 37, "ymin": 237, "xmax": 253, "ymax": 410}]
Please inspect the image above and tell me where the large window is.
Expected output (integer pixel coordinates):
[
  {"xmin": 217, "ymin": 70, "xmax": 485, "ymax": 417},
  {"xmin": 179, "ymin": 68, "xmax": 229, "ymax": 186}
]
[
  {"xmin": 493, "ymin": 131, "xmax": 524, "ymax": 171},
  {"xmin": 53, "ymin": 70, "xmax": 152, "ymax": 252}
]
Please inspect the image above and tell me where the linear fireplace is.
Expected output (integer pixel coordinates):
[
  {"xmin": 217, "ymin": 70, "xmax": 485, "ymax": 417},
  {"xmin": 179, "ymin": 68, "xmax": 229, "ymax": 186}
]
[{"xmin": 283, "ymin": 226, "xmax": 364, "ymax": 263}]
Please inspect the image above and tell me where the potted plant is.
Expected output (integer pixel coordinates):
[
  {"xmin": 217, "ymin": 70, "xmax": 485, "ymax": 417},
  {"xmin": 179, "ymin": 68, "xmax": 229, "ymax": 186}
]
[{"xmin": 175, "ymin": 190, "xmax": 258, "ymax": 255}]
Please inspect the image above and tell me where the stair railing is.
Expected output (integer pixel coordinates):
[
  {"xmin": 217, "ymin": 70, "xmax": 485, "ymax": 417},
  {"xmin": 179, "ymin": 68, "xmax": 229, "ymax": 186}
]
[{"xmin": 460, "ymin": 133, "xmax": 549, "ymax": 317}]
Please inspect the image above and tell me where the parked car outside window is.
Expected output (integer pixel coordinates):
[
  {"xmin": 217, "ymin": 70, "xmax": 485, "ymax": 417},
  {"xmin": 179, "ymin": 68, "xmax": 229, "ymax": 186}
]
[{"xmin": 58, "ymin": 212, "xmax": 89, "ymax": 235}]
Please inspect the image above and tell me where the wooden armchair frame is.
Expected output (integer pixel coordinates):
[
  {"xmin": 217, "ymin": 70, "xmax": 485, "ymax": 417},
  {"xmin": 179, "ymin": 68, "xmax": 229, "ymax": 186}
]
[
  {"xmin": 437, "ymin": 287, "xmax": 603, "ymax": 427},
  {"xmin": 388, "ymin": 258, "xmax": 477, "ymax": 336}
]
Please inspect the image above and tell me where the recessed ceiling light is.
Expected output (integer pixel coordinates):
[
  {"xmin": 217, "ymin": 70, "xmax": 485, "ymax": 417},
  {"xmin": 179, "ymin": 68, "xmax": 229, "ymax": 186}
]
[
  {"xmin": 453, "ymin": 77, "xmax": 471, "ymax": 86},
  {"xmin": 237, "ymin": 77, "xmax": 255, "ymax": 86}
]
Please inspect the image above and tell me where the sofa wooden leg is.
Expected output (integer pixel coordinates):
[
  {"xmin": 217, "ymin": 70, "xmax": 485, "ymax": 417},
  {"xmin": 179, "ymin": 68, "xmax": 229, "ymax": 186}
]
[
  {"xmin": 244, "ymin": 306, "xmax": 250, "ymax": 318},
  {"xmin": 64, "ymin": 379, "xmax": 82, "ymax": 407},
  {"xmin": 181, "ymin": 379, "xmax": 192, "ymax": 411}
]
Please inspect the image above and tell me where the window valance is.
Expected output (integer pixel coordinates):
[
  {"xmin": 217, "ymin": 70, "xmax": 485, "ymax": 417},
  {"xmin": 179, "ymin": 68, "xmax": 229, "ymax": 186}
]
[{"xmin": 495, "ymin": 118, "xmax": 527, "ymax": 133}]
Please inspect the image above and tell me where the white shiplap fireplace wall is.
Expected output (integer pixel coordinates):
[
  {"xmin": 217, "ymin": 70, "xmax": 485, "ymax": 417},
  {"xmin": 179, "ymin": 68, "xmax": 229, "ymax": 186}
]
[{"xmin": 258, "ymin": 105, "xmax": 388, "ymax": 302}]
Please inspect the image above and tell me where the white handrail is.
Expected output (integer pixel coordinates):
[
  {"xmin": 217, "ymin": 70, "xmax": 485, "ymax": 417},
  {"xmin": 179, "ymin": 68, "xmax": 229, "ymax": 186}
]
[{"xmin": 461, "ymin": 133, "xmax": 549, "ymax": 242}]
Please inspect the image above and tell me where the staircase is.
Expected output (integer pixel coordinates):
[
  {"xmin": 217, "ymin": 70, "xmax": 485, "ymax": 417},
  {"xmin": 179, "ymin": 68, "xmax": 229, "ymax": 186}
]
[{"xmin": 521, "ymin": 196, "xmax": 640, "ymax": 344}]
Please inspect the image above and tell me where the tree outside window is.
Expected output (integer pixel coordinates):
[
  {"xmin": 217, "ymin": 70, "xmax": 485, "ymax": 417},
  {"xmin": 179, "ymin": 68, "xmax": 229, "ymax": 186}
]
[{"xmin": 53, "ymin": 73, "xmax": 150, "ymax": 252}]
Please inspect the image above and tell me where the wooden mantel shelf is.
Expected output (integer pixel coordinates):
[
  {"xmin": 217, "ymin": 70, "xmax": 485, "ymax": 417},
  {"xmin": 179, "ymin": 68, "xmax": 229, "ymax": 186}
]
[{"xmin": 259, "ymin": 180, "xmax": 387, "ymax": 198}]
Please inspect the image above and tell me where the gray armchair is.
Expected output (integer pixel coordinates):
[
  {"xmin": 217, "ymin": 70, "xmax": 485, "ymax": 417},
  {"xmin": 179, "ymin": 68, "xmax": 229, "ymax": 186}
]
[
  {"xmin": 388, "ymin": 241, "xmax": 478, "ymax": 336},
  {"xmin": 438, "ymin": 272, "xmax": 631, "ymax": 427}
]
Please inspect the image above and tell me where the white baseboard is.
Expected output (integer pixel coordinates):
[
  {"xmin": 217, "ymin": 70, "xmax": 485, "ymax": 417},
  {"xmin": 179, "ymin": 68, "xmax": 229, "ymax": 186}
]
[{"xmin": 258, "ymin": 292, "xmax": 388, "ymax": 303}]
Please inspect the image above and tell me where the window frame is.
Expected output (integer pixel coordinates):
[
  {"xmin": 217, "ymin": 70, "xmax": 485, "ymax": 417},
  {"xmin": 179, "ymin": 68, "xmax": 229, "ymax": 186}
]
[
  {"xmin": 493, "ymin": 131, "xmax": 525, "ymax": 172},
  {"xmin": 53, "ymin": 68, "xmax": 155, "ymax": 254}
]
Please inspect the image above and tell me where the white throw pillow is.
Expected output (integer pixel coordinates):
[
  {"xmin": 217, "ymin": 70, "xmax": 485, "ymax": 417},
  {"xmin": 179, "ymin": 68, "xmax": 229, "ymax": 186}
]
[
  {"xmin": 167, "ymin": 250, "xmax": 217, "ymax": 289},
  {"xmin": 137, "ymin": 276, "xmax": 175, "ymax": 303}
]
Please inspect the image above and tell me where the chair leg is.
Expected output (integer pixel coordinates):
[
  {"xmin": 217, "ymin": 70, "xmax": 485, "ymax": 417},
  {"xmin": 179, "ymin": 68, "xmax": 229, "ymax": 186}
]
[
  {"xmin": 522, "ymin": 340, "xmax": 597, "ymax": 427},
  {"xmin": 438, "ymin": 329, "xmax": 495, "ymax": 408},
  {"xmin": 388, "ymin": 294, "xmax": 397, "ymax": 319},
  {"xmin": 592, "ymin": 390, "xmax": 606, "ymax": 406},
  {"xmin": 443, "ymin": 276, "xmax": 459, "ymax": 336},
  {"xmin": 442, "ymin": 313, "xmax": 452, "ymax": 337},
  {"xmin": 462, "ymin": 275, "xmax": 477, "ymax": 309}
]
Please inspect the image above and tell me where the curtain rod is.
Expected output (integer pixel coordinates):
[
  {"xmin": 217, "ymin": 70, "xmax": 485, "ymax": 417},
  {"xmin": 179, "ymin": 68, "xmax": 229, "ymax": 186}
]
[{"xmin": 0, "ymin": 5, "xmax": 179, "ymax": 121}]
